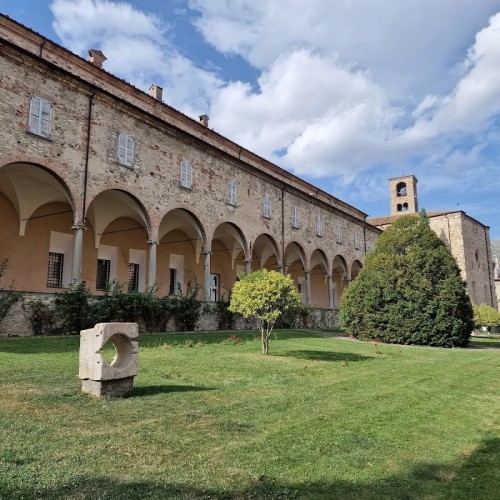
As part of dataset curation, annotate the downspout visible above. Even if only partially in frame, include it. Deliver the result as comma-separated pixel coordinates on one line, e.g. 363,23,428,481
83,93,95,222
281,187,285,274
484,228,494,307
39,40,46,58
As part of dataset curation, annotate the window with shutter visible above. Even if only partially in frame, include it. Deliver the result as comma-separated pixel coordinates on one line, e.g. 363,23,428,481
227,180,237,205
28,96,52,138
263,195,271,218
316,216,323,236
180,159,193,188
291,207,299,228
118,132,134,167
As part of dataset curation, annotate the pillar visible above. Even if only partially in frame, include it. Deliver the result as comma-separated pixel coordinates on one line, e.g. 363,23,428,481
244,258,252,274
326,275,334,309
71,223,85,283
203,250,212,301
147,240,158,290
305,270,311,307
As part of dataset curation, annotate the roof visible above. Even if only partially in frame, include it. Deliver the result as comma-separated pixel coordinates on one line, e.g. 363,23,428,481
368,210,490,229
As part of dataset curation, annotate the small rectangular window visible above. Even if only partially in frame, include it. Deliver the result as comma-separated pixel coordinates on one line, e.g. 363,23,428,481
316,216,323,237
169,268,178,295
291,207,299,229
128,263,140,292
209,274,219,302
227,180,237,206
263,194,271,218
118,132,135,167
96,259,111,291
180,159,193,189
336,226,343,244
47,252,64,288
354,231,361,250
28,96,52,138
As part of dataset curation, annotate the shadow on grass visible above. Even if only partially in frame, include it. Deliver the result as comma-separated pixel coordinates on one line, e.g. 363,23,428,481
280,349,373,363
0,336,80,354
469,339,500,349
130,384,215,397
2,437,497,499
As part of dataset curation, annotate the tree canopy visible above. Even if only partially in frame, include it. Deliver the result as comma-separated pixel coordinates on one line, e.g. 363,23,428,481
340,213,474,347
229,269,302,354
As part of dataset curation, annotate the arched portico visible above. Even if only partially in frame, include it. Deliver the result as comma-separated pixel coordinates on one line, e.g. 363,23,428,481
86,190,150,292
209,222,248,301
0,162,77,291
284,241,309,305
332,255,348,306
251,233,281,272
310,249,330,308
157,208,206,297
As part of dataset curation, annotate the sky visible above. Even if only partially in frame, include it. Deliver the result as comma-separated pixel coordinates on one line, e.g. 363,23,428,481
1,0,500,239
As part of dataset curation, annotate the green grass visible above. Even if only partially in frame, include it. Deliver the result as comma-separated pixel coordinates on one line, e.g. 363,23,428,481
0,330,498,499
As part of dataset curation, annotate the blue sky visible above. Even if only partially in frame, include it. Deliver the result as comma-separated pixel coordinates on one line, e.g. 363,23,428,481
2,0,500,239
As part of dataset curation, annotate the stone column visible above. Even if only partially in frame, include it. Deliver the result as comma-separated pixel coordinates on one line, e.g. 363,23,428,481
244,258,252,274
203,250,212,301
326,274,334,309
147,240,158,290
71,223,85,283
305,270,311,307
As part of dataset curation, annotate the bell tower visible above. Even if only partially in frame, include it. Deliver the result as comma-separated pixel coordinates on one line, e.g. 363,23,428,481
389,175,418,216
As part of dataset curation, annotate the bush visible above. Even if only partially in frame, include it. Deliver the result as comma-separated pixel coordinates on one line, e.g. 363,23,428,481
340,213,474,347
0,259,20,324
473,303,500,330
214,293,236,330
172,282,202,331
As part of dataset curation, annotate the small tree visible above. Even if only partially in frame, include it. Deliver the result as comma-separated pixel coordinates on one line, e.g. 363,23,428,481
340,213,474,347
229,269,302,354
473,303,500,331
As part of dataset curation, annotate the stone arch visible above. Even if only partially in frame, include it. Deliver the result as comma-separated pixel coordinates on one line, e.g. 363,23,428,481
86,190,151,292
252,233,281,271
0,161,76,235
332,254,348,306
210,222,249,300
310,249,330,308
284,241,308,303
0,162,77,291
351,260,363,280
157,208,208,296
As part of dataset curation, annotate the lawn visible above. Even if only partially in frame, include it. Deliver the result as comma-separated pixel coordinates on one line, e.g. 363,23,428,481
0,330,498,499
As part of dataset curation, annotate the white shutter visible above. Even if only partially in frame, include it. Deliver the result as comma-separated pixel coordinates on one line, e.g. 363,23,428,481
28,97,41,134
292,207,299,228
118,133,134,167
316,216,323,236
181,160,192,188
118,133,127,164
40,99,52,137
28,96,51,137
227,180,236,205
263,195,271,218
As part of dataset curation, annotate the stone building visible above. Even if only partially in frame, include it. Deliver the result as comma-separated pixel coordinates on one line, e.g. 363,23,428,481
369,175,497,308
490,240,500,310
0,15,380,335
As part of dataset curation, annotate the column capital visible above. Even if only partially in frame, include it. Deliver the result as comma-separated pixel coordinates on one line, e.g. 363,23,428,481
147,239,159,246
72,223,87,231
202,249,212,256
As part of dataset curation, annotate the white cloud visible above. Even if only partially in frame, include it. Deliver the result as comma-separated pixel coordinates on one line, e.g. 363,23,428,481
50,0,223,115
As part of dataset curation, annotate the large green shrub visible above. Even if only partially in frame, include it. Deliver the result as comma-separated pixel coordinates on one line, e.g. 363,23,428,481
340,213,474,347
473,303,500,330
171,282,202,331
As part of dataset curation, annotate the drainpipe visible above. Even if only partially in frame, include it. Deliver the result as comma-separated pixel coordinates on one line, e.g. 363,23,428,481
281,187,285,274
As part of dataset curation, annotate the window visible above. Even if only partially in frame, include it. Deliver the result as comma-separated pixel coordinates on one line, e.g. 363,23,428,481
169,268,178,295
291,207,299,228
336,226,343,244
354,231,361,250
209,274,219,301
227,180,237,205
117,132,135,167
396,182,407,197
316,216,323,236
28,96,52,138
180,159,193,189
96,259,111,291
47,252,64,288
263,194,271,218
128,263,140,292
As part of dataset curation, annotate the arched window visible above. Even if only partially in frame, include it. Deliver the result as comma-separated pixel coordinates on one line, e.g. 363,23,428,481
402,203,408,211
397,203,402,212
396,182,407,197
